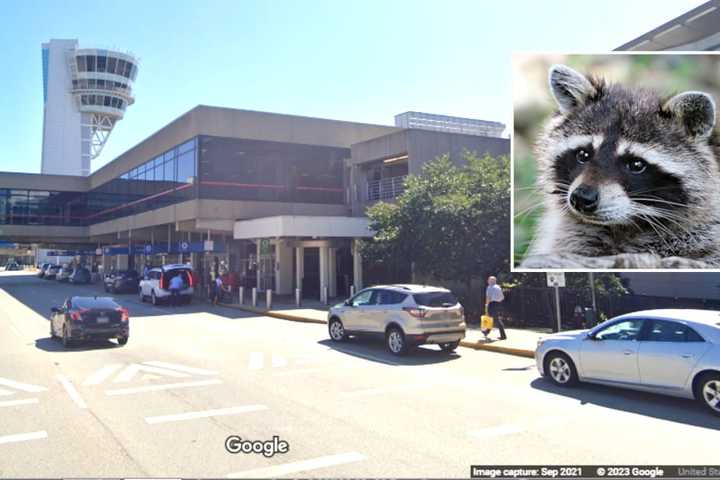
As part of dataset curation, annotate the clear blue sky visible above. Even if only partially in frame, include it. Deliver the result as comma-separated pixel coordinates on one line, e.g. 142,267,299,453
0,0,707,173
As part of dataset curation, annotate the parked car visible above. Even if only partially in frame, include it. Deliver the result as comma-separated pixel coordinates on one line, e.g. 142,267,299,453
44,264,61,280
4,262,22,271
56,266,74,282
50,296,129,347
104,269,140,293
327,284,466,355
69,267,92,284
37,263,51,277
535,309,720,416
139,264,195,305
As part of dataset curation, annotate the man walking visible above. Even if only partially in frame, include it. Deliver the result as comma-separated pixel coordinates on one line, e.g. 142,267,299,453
485,276,507,340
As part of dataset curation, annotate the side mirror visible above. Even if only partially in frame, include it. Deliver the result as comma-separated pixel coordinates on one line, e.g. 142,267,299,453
344,299,352,306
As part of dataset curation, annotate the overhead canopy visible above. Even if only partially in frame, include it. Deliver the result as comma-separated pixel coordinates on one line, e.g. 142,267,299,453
233,215,373,240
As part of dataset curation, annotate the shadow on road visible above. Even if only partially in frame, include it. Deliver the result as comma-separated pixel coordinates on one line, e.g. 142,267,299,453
530,377,720,430
35,336,121,352
319,338,461,366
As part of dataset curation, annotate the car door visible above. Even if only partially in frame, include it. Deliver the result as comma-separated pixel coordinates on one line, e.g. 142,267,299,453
342,289,375,332
579,318,644,384
358,289,392,334
638,319,711,390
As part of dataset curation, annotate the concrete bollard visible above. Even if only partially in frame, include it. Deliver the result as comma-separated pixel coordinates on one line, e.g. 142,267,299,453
322,286,329,305
252,287,257,307
238,286,244,305
295,288,302,307
350,285,355,297
266,289,273,310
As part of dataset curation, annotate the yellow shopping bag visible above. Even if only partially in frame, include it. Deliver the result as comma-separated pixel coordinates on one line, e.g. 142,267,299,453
481,312,494,331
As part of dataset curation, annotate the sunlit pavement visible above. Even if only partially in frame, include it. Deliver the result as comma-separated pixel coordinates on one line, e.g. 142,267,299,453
0,271,717,478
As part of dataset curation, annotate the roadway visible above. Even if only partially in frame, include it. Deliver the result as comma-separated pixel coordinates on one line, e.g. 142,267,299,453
0,271,717,477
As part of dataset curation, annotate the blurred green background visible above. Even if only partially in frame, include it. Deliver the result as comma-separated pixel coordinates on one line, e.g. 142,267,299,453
513,54,720,266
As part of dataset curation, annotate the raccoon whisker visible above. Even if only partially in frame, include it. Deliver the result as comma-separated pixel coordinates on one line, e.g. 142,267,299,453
514,202,544,219
629,186,688,196
635,213,674,252
629,197,688,208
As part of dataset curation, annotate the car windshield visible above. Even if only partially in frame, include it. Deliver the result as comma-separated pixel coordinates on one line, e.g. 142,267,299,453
73,297,120,310
413,291,458,307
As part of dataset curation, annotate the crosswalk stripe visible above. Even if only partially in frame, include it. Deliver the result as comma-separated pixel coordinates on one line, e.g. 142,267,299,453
0,377,47,393
145,405,268,424
82,364,123,386
142,361,218,376
226,452,366,478
0,431,47,445
0,398,39,408
248,352,264,370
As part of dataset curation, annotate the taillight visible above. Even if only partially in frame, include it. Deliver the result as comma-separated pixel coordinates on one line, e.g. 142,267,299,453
71,308,89,322
187,271,194,287
117,308,129,322
403,307,427,318
160,273,165,289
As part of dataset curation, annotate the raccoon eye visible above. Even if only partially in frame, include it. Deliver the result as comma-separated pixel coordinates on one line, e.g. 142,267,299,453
625,158,647,174
575,148,591,164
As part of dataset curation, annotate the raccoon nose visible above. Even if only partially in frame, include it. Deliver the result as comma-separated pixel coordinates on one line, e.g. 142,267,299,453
570,184,599,213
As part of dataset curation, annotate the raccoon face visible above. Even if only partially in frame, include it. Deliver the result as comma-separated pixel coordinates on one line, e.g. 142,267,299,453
540,64,717,227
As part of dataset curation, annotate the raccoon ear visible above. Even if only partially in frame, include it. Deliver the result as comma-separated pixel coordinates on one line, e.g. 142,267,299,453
548,64,597,114
663,91,716,138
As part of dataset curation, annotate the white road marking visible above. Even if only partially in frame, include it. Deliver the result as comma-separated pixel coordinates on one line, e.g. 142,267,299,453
271,354,287,368
57,375,87,409
469,424,525,439
0,388,14,396
340,383,432,398
106,378,222,396
113,364,192,383
145,405,268,424
82,363,123,386
142,361,218,376
226,452,367,478
0,398,39,408
0,377,47,393
0,430,48,445
248,352,264,370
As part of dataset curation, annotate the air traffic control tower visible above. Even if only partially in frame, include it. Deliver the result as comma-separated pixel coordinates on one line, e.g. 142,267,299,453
41,39,139,176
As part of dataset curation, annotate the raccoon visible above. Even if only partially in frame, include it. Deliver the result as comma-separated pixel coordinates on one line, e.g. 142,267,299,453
521,64,720,269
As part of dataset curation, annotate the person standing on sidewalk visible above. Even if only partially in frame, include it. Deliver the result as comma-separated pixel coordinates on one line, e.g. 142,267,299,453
485,276,507,340
213,274,224,305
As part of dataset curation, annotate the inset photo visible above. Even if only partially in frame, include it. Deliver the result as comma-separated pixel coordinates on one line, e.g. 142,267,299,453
513,52,720,270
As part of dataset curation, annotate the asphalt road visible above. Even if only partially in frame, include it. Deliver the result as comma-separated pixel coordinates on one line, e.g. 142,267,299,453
0,270,718,478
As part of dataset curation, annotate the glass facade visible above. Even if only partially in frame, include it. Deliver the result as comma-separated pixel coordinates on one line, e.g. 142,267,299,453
0,134,348,228
198,136,347,204
75,52,138,81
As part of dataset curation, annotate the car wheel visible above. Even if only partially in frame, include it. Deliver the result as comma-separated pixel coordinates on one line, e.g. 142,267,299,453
117,335,129,346
328,317,347,342
151,290,158,306
49,321,57,339
386,326,407,356
439,341,460,352
697,372,720,416
62,324,72,348
544,352,578,387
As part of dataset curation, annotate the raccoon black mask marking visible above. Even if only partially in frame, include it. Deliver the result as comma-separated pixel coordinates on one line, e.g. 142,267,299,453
521,64,720,269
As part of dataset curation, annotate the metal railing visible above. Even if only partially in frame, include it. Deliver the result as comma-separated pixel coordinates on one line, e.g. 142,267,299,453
367,175,407,201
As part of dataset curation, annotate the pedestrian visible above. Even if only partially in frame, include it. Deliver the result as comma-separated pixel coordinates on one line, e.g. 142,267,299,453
169,273,184,307
213,274,223,305
484,276,507,340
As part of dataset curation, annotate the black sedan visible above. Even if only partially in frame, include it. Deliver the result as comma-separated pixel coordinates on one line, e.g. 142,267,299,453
104,270,139,293
50,296,129,347
4,262,22,271
69,267,92,284
44,264,61,279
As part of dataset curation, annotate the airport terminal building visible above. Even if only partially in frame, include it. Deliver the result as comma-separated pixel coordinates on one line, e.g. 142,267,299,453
1,106,508,300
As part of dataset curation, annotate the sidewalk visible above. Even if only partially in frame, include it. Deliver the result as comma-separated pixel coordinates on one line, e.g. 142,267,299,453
220,299,544,358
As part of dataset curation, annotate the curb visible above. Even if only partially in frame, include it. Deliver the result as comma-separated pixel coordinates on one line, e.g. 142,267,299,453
219,302,536,358
219,303,327,325
459,340,535,358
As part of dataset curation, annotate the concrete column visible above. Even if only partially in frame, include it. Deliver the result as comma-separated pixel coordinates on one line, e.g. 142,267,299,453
353,239,363,290
328,247,337,298
295,246,304,293
117,254,129,270
275,240,293,295
319,245,329,302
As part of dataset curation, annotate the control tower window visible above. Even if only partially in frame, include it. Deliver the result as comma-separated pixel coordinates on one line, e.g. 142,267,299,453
107,56,117,74
96,56,107,73
86,55,96,72
116,59,126,77
76,55,86,72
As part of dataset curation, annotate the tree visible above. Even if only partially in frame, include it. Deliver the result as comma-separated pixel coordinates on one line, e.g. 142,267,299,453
360,151,510,316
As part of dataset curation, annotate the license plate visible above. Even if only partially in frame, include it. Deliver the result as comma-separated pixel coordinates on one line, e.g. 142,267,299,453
97,316,109,324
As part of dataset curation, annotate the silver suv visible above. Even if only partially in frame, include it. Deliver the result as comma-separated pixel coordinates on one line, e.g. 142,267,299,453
327,284,466,355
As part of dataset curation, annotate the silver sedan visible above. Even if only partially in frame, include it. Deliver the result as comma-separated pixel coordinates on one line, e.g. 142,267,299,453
535,309,720,416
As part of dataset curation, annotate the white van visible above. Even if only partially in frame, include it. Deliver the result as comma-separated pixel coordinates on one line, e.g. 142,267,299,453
139,264,195,305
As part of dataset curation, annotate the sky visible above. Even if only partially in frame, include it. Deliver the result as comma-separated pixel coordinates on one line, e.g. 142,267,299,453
0,0,708,174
